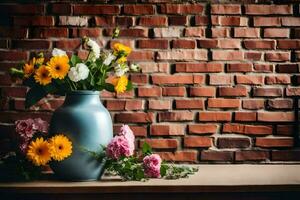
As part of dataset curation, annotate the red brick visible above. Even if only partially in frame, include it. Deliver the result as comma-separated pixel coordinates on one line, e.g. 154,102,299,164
160,4,204,14
95,16,115,27
218,86,247,97
195,16,209,25
172,39,196,49
33,28,68,38
227,63,252,72
128,51,154,61
124,5,154,15
115,112,154,123
150,124,184,136
138,87,161,97
201,151,233,161
0,27,28,38
153,27,180,38
272,150,300,161
282,17,300,26
162,87,185,96
152,75,204,85
234,28,260,38
208,98,240,109
265,75,290,85
0,50,28,61
106,100,143,111
189,87,216,97
51,3,72,14
14,16,54,26
184,137,212,148
114,125,147,137
211,27,230,38
217,138,250,149
210,75,232,85
197,39,218,48
242,99,265,110
254,64,274,73
253,17,281,27
264,28,289,38
138,39,168,49
267,99,293,110
236,151,269,161
0,4,45,14
212,50,243,61
130,74,147,85
244,40,275,50
253,88,282,97
138,16,167,27
245,5,292,15
116,16,134,27
211,4,241,14
234,112,257,122
213,16,248,26
258,112,294,122
175,99,204,109
244,52,262,61
73,5,120,15
188,124,217,135
236,75,263,85
74,28,102,37
169,16,188,26
184,27,204,37
140,139,178,149
1,87,27,98
148,100,171,110
105,28,148,38
276,64,298,73
286,88,300,96
159,151,198,162
157,50,207,61
278,40,300,49
256,138,294,148
158,111,194,122
276,125,293,136
218,39,241,49
199,112,231,122
176,63,223,73
11,40,50,49
55,39,81,50
59,16,88,26
223,124,272,135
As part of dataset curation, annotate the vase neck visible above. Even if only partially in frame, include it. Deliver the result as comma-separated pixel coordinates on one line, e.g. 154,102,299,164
63,91,101,106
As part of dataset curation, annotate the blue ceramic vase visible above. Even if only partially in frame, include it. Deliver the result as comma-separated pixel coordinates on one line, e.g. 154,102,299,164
49,91,113,181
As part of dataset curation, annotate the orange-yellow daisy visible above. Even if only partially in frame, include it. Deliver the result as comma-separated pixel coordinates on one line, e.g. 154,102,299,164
49,134,72,161
112,75,128,94
27,137,51,166
46,56,70,79
113,43,132,56
34,65,52,85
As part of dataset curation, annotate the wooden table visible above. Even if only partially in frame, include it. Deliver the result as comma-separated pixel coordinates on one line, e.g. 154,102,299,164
1,165,300,200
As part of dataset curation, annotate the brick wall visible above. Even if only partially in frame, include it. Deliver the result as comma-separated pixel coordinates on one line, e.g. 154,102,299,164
1,0,300,163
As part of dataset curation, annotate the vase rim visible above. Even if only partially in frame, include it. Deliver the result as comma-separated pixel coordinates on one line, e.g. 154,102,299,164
67,90,100,95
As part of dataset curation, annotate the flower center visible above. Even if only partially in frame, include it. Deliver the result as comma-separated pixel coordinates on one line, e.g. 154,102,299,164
42,73,48,78
37,148,43,155
55,65,61,71
58,145,63,150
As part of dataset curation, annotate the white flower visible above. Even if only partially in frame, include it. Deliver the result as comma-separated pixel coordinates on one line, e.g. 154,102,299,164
114,63,129,77
103,53,116,66
130,63,139,72
87,38,100,61
52,48,67,57
68,63,90,82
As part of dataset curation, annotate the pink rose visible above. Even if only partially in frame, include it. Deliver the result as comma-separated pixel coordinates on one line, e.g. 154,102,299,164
143,154,162,178
19,137,30,155
106,135,133,160
15,119,36,138
119,125,135,154
33,118,48,134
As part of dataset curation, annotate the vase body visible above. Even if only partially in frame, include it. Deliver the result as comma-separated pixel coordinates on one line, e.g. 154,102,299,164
49,91,113,181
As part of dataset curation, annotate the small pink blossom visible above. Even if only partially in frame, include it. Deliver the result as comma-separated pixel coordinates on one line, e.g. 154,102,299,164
19,138,30,155
106,135,133,160
143,154,162,178
119,125,135,154
15,119,36,138
33,118,48,133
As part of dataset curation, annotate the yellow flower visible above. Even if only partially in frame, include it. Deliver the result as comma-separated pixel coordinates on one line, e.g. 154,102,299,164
49,134,72,161
113,43,132,56
23,63,34,78
27,137,51,166
32,57,44,66
112,75,128,94
46,55,70,79
117,56,127,64
34,65,52,85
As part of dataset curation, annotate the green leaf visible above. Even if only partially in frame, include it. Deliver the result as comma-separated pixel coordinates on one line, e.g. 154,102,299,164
70,55,82,67
25,85,47,108
160,164,168,177
142,142,152,156
126,80,133,91
104,83,115,92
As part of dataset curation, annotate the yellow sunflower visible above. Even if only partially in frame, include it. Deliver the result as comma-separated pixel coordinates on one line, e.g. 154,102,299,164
27,137,51,166
117,56,127,64
34,65,52,85
113,43,132,56
112,75,128,94
46,56,70,79
49,134,72,161
23,63,34,78
32,57,44,66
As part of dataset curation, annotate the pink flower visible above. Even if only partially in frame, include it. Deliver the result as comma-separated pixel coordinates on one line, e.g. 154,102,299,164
33,118,48,133
19,137,30,155
106,135,133,160
119,125,135,154
143,154,162,178
15,119,36,138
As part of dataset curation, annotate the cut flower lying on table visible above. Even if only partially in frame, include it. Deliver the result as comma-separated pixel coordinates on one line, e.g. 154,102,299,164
10,37,139,108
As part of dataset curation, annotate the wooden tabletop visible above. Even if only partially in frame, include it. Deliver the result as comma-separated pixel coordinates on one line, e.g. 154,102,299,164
1,164,300,193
